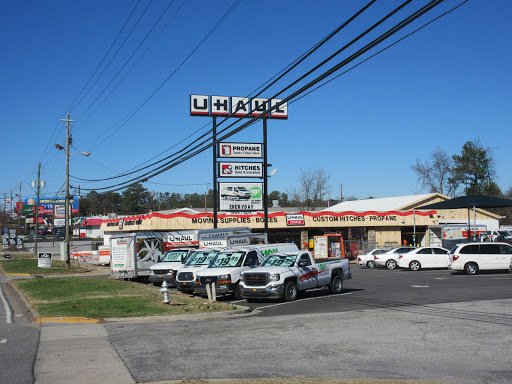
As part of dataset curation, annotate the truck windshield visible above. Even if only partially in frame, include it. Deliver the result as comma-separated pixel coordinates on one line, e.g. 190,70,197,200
261,254,296,267
210,252,245,268
185,251,219,266
161,250,189,262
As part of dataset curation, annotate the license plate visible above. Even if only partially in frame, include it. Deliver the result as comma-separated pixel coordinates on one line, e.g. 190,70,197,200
253,289,257,291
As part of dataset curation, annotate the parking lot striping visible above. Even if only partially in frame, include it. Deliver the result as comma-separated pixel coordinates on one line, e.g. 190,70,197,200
1,339,6,344
256,292,353,310
0,284,12,324
410,285,430,288
434,278,449,280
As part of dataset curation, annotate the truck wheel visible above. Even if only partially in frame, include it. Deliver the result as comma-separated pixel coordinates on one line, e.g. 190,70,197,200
283,281,298,302
233,282,242,300
330,275,343,294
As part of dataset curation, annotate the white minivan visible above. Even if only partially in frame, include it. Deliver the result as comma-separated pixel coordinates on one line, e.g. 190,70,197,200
449,242,512,275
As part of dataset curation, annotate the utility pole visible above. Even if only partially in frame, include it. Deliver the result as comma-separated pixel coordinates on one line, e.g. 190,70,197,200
60,113,75,268
34,163,41,256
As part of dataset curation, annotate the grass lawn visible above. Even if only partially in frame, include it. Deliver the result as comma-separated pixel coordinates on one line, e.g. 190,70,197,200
13,277,235,319
0,257,87,275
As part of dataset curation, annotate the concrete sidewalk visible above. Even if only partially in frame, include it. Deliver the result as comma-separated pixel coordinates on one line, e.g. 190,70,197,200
35,323,135,384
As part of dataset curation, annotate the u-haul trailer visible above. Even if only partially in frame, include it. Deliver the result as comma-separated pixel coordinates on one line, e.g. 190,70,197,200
110,232,165,280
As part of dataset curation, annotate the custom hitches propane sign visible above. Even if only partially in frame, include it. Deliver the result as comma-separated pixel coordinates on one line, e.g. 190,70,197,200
218,142,262,158
219,162,263,178
190,95,288,119
219,183,263,211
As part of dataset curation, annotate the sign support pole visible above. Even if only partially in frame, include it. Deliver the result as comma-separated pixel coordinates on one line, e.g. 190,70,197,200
213,117,218,228
263,118,268,235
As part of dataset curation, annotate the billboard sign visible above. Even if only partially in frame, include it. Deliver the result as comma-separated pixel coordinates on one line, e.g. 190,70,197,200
24,197,79,214
219,182,263,211
218,162,263,178
218,142,262,158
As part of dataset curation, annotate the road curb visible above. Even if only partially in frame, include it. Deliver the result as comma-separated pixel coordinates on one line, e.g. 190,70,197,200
7,279,40,321
104,305,259,323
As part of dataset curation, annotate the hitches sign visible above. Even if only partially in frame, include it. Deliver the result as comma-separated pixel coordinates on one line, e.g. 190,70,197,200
219,182,263,211
219,142,262,158
190,95,287,119
219,162,263,178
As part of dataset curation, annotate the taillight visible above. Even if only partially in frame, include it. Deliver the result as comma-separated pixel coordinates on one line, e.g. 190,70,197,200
453,255,459,261
374,256,379,260
399,255,403,259
358,257,361,261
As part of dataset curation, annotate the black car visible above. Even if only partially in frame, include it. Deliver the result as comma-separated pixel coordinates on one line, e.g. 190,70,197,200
56,231,65,238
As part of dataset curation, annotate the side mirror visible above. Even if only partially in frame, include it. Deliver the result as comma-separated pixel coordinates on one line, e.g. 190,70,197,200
298,260,308,268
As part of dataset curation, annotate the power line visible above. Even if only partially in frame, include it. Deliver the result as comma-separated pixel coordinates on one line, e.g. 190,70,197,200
71,0,154,116
75,0,179,121
86,0,241,152
76,0,188,132
78,0,451,192
72,0,374,183
65,0,143,114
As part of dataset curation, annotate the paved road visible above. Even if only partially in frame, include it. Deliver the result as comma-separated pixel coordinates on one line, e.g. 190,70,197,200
0,275,39,384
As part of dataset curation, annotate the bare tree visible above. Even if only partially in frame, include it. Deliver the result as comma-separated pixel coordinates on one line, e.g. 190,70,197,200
288,168,331,210
411,148,453,195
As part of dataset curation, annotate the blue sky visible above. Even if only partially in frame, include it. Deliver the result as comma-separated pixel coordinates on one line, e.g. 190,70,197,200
1,0,511,205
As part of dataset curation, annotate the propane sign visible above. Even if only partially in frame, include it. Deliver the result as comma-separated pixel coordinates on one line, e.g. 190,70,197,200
218,162,263,178
218,142,262,158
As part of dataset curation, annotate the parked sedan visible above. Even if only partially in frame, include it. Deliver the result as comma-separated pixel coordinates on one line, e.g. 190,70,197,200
358,248,387,268
374,246,416,269
398,246,450,271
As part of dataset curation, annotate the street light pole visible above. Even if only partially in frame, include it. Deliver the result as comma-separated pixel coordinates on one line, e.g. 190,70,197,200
60,113,75,268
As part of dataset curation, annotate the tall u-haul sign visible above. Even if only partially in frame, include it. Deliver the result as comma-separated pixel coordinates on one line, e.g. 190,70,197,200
190,95,288,119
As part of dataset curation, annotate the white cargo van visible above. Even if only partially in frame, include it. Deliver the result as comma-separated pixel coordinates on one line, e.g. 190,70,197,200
195,243,299,299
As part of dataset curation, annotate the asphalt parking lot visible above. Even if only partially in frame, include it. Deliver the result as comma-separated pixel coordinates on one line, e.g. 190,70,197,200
226,265,512,318
106,266,512,383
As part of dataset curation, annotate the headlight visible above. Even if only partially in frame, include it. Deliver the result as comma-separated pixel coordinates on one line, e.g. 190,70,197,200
269,273,280,281
150,270,155,275
218,274,231,284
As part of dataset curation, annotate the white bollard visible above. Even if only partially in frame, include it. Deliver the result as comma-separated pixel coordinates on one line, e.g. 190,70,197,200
211,282,216,303
206,283,212,303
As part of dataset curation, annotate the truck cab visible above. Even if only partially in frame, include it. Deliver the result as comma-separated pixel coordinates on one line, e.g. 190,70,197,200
148,248,195,286
175,248,226,293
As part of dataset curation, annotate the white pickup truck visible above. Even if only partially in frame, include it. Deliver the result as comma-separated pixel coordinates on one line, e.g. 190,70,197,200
194,243,298,299
239,251,351,302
